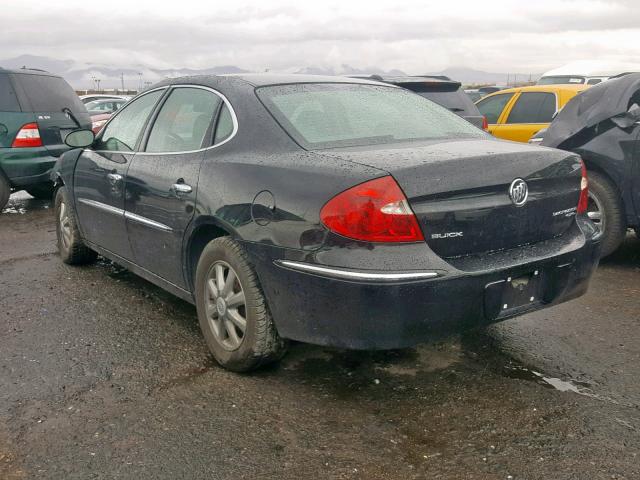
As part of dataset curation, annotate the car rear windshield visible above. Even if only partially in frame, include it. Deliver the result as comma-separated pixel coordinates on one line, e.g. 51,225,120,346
0,73,21,112
257,83,484,149
13,73,86,113
415,90,480,116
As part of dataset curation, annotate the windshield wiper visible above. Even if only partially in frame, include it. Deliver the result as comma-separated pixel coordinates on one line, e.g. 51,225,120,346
62,108,81,128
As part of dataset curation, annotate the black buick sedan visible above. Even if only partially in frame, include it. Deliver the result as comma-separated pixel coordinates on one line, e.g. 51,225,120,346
52,74,601,371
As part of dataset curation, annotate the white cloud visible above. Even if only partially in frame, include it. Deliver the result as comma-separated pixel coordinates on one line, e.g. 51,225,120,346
1,0,639,73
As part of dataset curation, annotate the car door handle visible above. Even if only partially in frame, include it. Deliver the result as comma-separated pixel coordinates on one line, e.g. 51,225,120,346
171,183,192,194
107,172,123,182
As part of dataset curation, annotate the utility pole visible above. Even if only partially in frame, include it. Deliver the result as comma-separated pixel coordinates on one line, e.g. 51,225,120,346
120,73,125,93
96,78,101,92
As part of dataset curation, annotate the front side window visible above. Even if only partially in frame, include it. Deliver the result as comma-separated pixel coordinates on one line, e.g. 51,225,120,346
506,92,556,124
94,90,164,152
145,87,221,153
257,83,484,149
476,93,514,124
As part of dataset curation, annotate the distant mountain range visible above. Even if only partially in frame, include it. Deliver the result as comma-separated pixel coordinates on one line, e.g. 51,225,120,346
0,54,539,90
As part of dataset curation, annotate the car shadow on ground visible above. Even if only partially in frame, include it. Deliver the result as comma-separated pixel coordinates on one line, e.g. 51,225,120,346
600,231,640,268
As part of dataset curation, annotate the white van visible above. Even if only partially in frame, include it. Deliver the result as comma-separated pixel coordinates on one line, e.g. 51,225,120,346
538,60,638,86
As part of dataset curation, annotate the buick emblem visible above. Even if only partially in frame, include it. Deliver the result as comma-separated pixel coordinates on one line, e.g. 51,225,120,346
509,178,528,206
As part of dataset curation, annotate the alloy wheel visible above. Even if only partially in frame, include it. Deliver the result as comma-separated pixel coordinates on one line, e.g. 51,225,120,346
59,201,72,249
205,261,247,351
587,191,606,233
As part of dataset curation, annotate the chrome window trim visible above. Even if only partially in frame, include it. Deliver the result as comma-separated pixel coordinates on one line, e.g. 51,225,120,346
92,85,238,156
136,84,239,156
77,198,124,216
91,86,170,154
77,198,173,232
124,211,173,232
276,260,440,281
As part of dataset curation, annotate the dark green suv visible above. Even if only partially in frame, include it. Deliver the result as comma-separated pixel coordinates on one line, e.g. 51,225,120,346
0,68,90,210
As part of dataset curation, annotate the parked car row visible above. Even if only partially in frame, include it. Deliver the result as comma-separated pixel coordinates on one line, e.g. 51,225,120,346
2,65,634,372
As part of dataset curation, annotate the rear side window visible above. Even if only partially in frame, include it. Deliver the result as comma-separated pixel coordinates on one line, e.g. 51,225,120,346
146,87,221,153
95,90,164,152
506,92,556,124
0,74,21,111
214,104,234,144
14,74,85,113
587,78,602,85
476,93,514,124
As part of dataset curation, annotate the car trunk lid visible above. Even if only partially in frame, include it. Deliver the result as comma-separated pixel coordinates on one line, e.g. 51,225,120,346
321,139,583,258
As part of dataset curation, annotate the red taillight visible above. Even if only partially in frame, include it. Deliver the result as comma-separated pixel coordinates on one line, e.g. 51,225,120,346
11,123,43,148
320,176,424,243
577,160,589,214
482,115,489,131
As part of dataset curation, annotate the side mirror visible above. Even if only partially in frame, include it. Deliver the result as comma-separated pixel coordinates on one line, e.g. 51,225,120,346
64,129,95,148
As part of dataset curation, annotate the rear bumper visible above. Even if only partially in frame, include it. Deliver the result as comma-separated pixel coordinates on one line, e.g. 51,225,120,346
0,148,57,186
245,219,601,349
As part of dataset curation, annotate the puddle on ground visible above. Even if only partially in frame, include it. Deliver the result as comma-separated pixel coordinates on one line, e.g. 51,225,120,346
504,363,596,396
1,206,27,215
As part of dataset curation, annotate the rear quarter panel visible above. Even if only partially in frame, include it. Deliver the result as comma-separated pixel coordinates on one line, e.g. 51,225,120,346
190,79,387,252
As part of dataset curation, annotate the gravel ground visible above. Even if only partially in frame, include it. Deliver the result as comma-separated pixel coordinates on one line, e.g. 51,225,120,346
1,192,639,480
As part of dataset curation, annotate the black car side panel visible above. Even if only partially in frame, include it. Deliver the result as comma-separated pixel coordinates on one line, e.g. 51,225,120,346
567,123,640,226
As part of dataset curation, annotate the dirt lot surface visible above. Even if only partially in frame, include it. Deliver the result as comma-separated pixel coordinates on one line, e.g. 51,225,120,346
1,192,639,479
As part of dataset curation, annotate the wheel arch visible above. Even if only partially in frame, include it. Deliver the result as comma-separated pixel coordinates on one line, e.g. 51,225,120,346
581,157,626,214
184,216,237,293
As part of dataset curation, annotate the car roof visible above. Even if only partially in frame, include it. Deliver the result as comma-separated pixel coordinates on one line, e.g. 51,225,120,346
0,67,59,77
87,98,124,103
80,94,129,98
483,84,589,97
542,60,640,78
162,73,393,88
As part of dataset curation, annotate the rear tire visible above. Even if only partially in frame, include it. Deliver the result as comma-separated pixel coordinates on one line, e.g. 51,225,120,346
0,172,9,211
54,186,97,265
195,237,287,372
587,171,626,258
26,182,55,200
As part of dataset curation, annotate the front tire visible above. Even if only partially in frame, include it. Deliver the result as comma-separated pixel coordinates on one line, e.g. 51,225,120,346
587,171,626,258
54,186,97,265
195,237,287,372
0,172,10,211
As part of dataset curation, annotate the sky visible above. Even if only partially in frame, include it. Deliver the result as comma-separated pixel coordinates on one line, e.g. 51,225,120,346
1,0,640,74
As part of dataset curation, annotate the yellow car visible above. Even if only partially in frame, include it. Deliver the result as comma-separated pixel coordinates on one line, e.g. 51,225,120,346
476,84,588,143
